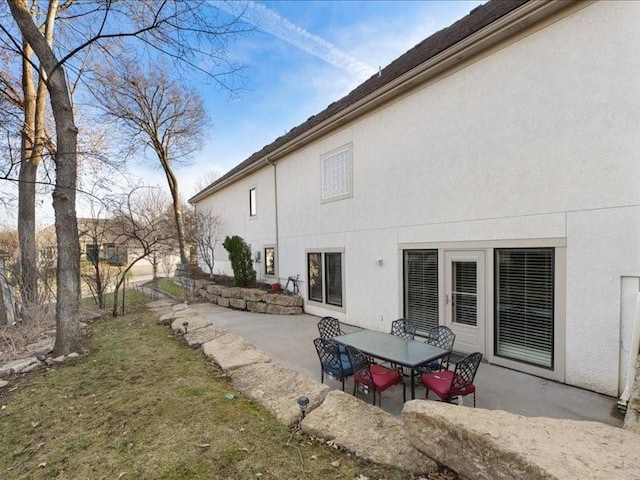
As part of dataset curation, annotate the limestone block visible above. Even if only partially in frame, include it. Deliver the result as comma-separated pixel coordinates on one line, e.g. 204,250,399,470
158,311,175,325
266,304,303,315
247,301,268,313
220,287,243,299
230,362,329,427
198,288,207,298
301,390,436,474
229,298,247,310
184,325,220,349
241,288,266,302
206,285,223,296
202,332,271,371
264,294,303,307
0,357,40,377
403,400,640,480
204,293,218,303
194,279,210,289
217,297,230,308
171,314,210,334
173,303,190,312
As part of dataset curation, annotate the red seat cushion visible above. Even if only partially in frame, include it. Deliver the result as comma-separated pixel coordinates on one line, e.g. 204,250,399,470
421,370,475,400
370,364,401,391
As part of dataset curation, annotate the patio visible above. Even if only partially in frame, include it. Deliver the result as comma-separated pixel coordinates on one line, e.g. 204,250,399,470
190,302,624,427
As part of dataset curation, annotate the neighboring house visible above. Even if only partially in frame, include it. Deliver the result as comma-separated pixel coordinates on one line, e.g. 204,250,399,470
190,1,640,396
38,219,131,266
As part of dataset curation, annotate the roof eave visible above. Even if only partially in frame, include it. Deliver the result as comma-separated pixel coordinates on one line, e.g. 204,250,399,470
190,0,570,204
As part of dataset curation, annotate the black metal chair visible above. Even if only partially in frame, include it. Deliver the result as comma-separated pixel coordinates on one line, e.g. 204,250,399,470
346,345,405,406
423,325,456,371
421,352,483,407
390,318,417,340
317,316,343,339
313,337,353,391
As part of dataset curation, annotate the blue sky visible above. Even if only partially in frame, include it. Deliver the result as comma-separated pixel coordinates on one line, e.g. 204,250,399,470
150,0,485,199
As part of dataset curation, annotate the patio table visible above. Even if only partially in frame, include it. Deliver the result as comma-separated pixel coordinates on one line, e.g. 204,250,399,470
334,329,450,400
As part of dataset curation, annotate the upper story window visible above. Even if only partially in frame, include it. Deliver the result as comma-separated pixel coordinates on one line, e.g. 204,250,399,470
249,187,257,217
321,145,352,203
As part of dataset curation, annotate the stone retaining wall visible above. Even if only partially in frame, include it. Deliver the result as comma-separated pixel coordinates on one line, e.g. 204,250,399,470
149,300,640,479
177,277,303,314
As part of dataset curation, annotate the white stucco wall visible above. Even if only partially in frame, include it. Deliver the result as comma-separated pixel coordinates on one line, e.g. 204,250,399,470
196,2,640,395
195,166,277,279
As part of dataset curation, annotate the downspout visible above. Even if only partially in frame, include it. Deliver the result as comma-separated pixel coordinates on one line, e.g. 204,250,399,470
266,158,280,283
618,292,640,412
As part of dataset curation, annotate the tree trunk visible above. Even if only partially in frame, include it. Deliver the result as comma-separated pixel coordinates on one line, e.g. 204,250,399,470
18,160,38,307
160,152,189,266
18,42,38,309
8,0,81,355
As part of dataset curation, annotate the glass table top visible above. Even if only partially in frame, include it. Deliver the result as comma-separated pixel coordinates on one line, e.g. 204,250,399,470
333,330,449,368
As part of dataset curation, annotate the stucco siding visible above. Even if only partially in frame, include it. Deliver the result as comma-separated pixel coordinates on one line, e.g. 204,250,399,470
194,1,640,394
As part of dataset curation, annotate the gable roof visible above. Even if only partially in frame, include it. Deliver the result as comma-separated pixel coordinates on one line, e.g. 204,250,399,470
190,0,561,203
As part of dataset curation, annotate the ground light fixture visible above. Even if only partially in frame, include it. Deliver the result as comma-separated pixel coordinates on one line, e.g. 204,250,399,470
297,395,309,419
182,321,189,334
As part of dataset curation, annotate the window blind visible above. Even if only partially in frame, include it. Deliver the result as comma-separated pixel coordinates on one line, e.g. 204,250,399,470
325,252,343,307
495,248,554,368
404,250,438,334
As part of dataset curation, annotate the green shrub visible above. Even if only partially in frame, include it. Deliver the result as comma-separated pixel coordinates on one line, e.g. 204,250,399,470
222,235,256,287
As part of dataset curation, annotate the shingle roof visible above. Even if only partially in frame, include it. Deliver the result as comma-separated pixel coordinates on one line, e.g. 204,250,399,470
191,0,529,202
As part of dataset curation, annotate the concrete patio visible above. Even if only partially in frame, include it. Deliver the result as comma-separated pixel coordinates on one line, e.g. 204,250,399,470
189,302,624,427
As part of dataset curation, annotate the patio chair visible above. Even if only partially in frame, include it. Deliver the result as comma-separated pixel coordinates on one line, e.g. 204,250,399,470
390,318,417,340
420,351,483,407
346,345,405,406
313,337,353,391
421,325,456,372
317,316,343,339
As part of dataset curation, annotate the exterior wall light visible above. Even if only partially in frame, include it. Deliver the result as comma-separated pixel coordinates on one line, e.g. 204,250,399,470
374,257,383,266
297,395,310,419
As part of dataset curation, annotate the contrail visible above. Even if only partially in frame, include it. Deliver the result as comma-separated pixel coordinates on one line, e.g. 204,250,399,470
213,1,376,81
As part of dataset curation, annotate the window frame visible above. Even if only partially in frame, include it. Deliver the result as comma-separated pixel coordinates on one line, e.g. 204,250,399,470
494,247,555,370
306,249,345,310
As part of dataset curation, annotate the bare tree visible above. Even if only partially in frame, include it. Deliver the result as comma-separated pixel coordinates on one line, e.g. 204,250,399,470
108,187,176,317
195,210,223,278
93,62,207,268
2,0,248,354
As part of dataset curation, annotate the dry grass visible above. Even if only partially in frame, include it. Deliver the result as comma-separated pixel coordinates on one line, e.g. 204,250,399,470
0,301,415,480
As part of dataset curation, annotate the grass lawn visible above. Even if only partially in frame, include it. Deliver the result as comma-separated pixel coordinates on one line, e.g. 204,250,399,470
150,278,186,300
0,299,411,479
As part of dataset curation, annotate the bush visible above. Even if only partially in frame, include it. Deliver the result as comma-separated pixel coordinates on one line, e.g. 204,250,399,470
222,235,256,287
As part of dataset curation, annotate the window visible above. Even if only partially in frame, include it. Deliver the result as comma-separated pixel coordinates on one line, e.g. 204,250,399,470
86,243,99,263
403,250,439,334
321,145,352,202
249,187,257,217
495,248,554,369
307,251,343,307
264,247,275,276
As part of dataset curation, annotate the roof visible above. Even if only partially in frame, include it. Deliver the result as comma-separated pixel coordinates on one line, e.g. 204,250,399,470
190,0,533,203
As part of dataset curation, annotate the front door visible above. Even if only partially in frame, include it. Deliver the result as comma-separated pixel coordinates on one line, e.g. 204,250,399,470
444,251,485,354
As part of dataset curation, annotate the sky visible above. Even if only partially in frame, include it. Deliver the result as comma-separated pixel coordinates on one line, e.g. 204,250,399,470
134,0,485,201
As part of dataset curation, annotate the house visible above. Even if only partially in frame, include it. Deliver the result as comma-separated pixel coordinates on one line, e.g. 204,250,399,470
189,0,640,397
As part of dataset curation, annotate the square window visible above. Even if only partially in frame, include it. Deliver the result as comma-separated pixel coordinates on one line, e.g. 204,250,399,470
321,146,352,202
